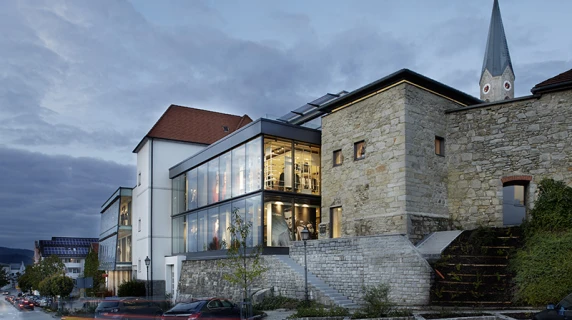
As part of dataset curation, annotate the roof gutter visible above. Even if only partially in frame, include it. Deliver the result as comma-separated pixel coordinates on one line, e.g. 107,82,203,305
531,80,572,95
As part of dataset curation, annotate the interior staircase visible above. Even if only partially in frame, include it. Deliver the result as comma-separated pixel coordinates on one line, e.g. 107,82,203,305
274,255,359,309
430,227,523,306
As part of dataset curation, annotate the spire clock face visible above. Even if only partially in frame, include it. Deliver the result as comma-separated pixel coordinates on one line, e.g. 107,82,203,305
504,80,511,91
483,84,491,94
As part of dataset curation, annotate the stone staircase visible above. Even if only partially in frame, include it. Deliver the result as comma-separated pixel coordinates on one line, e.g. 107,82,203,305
430,227,523,306
274,255,359,309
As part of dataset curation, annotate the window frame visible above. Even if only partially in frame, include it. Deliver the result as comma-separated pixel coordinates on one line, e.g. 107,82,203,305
354,141,366,160
333,149,343,167
330,206,342,239
435,136,445,156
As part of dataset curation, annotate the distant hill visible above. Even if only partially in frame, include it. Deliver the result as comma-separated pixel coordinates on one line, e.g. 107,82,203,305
0,247,34,266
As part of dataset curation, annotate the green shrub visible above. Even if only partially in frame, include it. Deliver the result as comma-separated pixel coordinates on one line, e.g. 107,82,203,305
523,178,572,236
353,283,394,318
117,280,146,297
253,295,301,310
288,304,350,318
511,230,572,305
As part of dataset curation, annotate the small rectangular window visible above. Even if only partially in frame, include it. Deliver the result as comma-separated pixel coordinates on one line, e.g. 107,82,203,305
138,172,142,186
138,259,141,273
138,218,141,232
435,136,445,156
333,150,343,167
354,141,366,160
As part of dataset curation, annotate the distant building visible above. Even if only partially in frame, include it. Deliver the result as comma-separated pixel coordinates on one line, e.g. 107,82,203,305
35,237,98,279
98,187,133,295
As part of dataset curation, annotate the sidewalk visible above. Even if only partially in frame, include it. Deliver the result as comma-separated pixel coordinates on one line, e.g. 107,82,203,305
264,309,296,320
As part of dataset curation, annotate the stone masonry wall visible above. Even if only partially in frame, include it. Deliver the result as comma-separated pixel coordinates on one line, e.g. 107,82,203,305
320,84,408,237
290,235,433,306
177,235,434,307
403,85,464,242
447,89,572,229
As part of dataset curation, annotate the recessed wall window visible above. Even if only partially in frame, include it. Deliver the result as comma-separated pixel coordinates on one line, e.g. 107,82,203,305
330,207,342,238
138,218,141,232
354,141,366,160
333,150,343,167
138,259,141,273
138,172,141,186
503,183,527,226
435,136,445,156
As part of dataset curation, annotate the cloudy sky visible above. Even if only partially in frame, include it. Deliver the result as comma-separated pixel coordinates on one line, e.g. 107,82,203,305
1,0,571,250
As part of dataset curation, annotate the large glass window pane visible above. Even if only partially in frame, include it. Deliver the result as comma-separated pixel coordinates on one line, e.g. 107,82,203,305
246,138,262,193
232,145,246,197
197,164,208,208
172,175,186,215
207,207,220,250
208,158,220,205
294,202,320,240
172,215,187,254
219,203,231,249
219,152,232,202
188,213,198,253
187,169,198,210
246,195,262,246
264,138,293,192
331,207,342,238
294,143,321,195
120,196,132,226
197,210,208,252
264,196,293,247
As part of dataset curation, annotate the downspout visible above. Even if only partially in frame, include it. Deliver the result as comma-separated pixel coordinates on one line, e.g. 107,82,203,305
150,139,154,298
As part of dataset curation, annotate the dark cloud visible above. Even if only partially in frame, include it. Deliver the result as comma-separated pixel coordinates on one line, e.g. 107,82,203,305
0,147,134,250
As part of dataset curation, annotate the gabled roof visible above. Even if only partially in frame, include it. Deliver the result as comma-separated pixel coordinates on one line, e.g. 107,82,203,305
481,0,513,79
316,68,482,114
133,105,253,153
531,69,572,94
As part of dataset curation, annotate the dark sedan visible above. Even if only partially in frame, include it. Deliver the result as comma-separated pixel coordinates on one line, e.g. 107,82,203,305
162,298,241,320
534,293,572,320
17,299,35,310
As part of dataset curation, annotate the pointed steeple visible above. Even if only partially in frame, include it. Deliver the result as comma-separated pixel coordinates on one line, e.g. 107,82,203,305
480,0,515,101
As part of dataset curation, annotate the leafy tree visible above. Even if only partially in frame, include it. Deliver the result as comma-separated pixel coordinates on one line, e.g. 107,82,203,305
51,275,74,298
117,280,146,297
219,208,268,302
38,276,56,297
83,248,105,296
0,268,9,288
40,255,66,279
18,265,39,293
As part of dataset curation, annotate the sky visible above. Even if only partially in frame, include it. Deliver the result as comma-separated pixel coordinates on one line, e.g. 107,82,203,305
0,0,571,250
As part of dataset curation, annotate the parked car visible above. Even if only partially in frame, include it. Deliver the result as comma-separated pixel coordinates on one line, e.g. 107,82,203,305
37,298,50,307
17,298,35,310
533,292,572,320
161,298,241,320
2,291,9,295
94,297,163,320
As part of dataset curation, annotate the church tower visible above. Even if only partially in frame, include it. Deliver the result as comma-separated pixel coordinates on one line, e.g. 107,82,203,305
480,0,514,102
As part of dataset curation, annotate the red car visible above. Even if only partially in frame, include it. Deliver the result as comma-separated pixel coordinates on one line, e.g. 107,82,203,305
18,299,35,310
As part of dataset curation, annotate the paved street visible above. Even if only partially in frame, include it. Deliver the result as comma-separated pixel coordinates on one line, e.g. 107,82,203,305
0,299,55,320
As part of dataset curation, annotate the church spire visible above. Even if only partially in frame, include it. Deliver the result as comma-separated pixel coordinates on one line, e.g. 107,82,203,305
480,0,515,102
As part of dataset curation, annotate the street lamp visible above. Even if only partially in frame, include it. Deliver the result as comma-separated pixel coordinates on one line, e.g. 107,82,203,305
300,226,310,303
145,256,151,299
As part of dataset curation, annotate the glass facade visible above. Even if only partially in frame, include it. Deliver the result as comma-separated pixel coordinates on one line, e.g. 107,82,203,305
99,188,132,271
264,138,320,195
171,135,320,254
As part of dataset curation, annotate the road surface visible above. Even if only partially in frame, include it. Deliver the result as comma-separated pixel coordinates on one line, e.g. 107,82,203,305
0,298,55,320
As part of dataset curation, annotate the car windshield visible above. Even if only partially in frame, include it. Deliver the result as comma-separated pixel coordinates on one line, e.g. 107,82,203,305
559,293,572,309
98,302,119,308
168,301,203,313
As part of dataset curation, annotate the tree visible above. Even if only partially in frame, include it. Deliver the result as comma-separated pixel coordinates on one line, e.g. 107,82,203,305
40,255,66,279
18,265,40,293
51,275,74,298
219,208,268,302
83,248,105,296
38,276,56,297
0,268,9,288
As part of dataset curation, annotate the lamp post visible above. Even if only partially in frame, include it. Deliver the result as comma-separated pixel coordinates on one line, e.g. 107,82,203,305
300,226,310,303
144,256,151,299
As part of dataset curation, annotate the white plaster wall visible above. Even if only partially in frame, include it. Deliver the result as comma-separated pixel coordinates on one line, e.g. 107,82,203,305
164,255,186,302
132,138,204,286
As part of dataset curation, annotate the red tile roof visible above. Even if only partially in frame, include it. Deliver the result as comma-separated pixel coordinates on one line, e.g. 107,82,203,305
531,68,572,94
134,105,252,152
